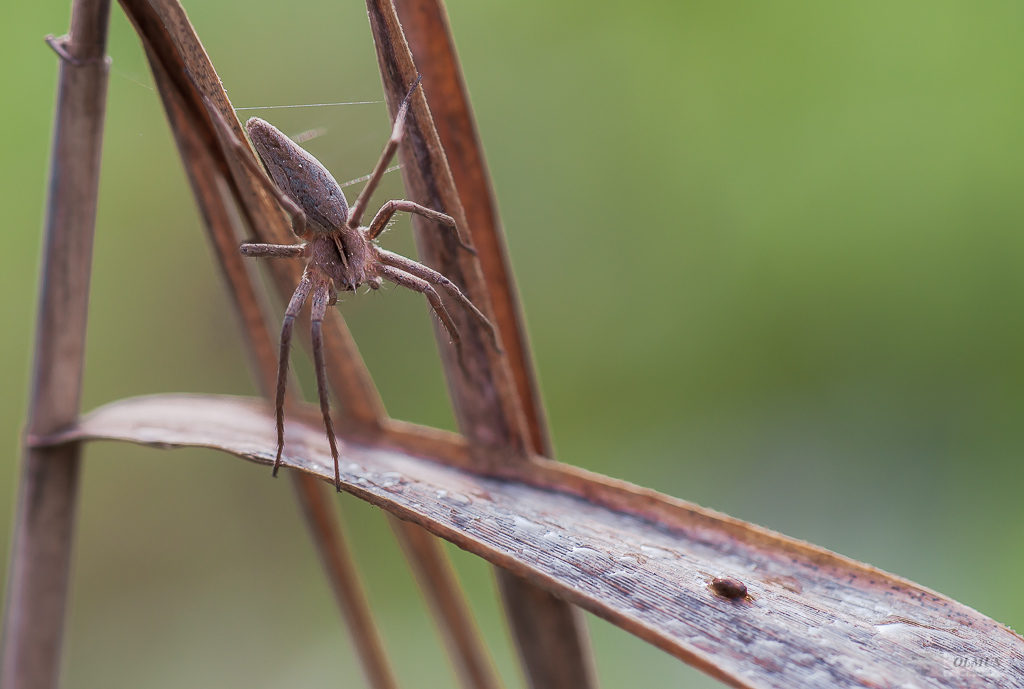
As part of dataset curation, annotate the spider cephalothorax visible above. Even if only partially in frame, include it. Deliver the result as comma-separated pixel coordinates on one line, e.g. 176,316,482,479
228,76,499,490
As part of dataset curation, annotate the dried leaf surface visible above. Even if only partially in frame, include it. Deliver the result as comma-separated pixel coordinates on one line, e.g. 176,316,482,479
43,394,1024,689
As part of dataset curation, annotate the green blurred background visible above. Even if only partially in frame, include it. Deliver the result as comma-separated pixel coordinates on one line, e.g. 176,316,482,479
3,1,1024,686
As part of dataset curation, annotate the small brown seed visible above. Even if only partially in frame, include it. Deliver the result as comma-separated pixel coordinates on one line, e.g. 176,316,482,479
711,577,747,600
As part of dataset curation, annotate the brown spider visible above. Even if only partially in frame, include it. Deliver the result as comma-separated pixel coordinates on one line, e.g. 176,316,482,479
217,77,499,490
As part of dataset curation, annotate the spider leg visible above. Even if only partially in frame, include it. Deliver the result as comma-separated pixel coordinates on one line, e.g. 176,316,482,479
377,249,501,352
347,75,423,229
240,242,308,258
366,200,476,254
274,272,313,476
379,265,463,359
309,279,342,491
199,94,309,238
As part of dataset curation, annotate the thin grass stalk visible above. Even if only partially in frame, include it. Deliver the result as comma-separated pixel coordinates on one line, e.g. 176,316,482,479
368,1,597,685
394,2,598,684
117,3,501,686
152,99,401,686
152,4,507,683
387,516,503,689
119,0,387,433
148,62,401,689
118,4,399,685
393,0,552,456
291,479,399,689
0,2,112,688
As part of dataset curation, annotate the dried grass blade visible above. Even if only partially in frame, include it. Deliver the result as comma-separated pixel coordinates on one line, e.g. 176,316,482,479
119,2,509,685
366,0,529,450
292,478,399,689
368,0,596,684
115,2,397,686
118,0,386,429
0,2,112,688
394,0,551,457
41,393,1024,689
388,517,504,689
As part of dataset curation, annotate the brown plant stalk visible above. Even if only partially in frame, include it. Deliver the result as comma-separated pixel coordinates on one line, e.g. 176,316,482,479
113,0,501,687
393,0,604,683
0,2,112,688
365,1,598,685
112,1,399,685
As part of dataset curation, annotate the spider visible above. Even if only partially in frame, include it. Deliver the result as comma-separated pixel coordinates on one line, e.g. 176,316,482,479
215,76,499,490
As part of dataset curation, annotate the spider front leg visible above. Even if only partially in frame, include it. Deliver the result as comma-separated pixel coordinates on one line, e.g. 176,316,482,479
346,75,421,229
273,272,313,476
309,279,342,491
240,242,308,258
366,200,476,254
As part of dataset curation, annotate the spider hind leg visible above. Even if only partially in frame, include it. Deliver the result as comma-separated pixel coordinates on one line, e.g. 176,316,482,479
273,273,313,476
309,279,342,491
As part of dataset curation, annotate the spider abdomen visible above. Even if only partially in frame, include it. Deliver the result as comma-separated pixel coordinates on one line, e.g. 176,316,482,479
246,117,349,234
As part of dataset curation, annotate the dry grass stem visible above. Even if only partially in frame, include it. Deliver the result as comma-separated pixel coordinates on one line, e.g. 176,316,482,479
116,0,398,683
0,2,112,688
388,517,504,689
369,0,597,683
113,0,498,684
